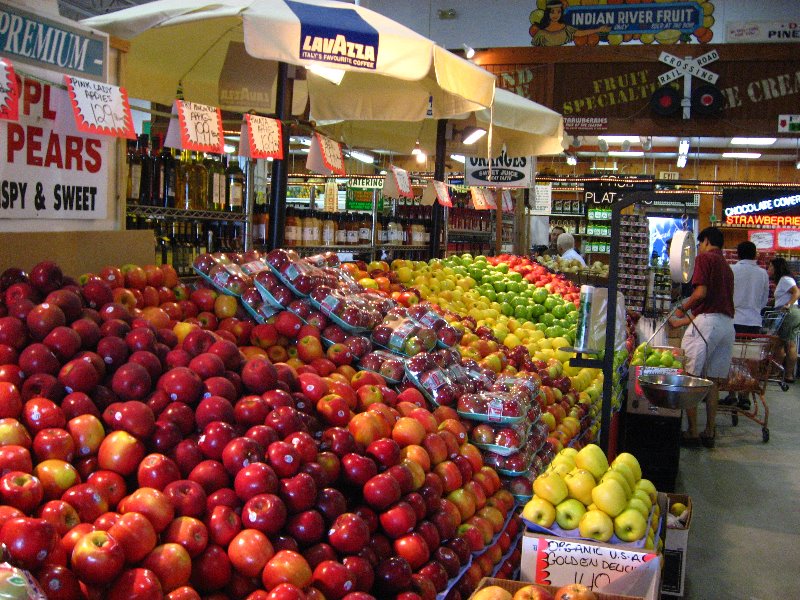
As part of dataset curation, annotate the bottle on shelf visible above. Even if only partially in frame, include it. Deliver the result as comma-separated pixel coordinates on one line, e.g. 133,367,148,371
359,213,372,246
207,153,226,211
189,152,209,210
346,213,359,246
125,139,137,205
175,150,190,210
134,134,152,206
155,140,176,208
253,193,268,246
322,211,336,247
225,155,245,213
148,136,163,207
285,207,301,247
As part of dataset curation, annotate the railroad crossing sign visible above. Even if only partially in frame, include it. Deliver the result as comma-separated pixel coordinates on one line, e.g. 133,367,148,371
658,50,719,119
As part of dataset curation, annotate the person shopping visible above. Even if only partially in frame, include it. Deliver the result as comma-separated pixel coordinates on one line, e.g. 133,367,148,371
769,257,800,383
668,227,735,449
556,232,586,266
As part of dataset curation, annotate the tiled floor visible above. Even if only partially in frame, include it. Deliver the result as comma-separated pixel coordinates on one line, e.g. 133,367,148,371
674,383,800,599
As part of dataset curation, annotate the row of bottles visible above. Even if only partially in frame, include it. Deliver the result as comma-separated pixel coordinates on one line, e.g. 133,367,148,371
446,191,495,232
127,213,243,277
126,134,245,212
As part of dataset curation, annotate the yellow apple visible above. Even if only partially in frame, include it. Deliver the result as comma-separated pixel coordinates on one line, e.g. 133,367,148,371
635,478,658,504
532,470,568,505
578,509,614,542
632,489,653,509
564,468,595,506
555,498,586,530
612,452,642,482
610,462,636,492
574,444,609,480
627,497,651,519
591,479,628,517
472,586,512,600
614,508,648,542
600,470,632,498
670,502,688,517
522,496,556,528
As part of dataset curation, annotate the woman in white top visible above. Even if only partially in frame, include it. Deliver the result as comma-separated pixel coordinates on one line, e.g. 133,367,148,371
769,257,800,382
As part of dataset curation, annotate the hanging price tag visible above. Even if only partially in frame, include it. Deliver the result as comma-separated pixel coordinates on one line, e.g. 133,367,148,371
501,189,514,212
776,229,800,250
240,114,283,159
324,180,339,212
470,187,496,210
64,75,135,139
0,57,19,122
165,100,225,153
383,165,414,199
307,132,345,176
748,230,775,251
422,180,452,207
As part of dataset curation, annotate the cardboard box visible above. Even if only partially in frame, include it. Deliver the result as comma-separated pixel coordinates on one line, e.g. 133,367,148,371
520,494,667,600
470,569,660,600
661,493,692,596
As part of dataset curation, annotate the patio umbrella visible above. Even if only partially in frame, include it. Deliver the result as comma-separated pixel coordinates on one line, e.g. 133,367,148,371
83,0,496,248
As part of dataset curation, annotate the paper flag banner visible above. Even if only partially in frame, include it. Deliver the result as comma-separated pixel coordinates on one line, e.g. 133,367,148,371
168,100,225,153
383,165,414,199
64,75,135,139
240,114,283,159
470,187,496,210
0,57,19,122
307,132,345,176
501,189,513,212
421,180,452,207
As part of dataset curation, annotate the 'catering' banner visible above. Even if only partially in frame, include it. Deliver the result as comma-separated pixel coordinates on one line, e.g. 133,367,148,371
0,68,110,220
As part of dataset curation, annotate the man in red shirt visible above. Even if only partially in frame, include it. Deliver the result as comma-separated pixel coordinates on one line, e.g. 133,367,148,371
668,227,735,448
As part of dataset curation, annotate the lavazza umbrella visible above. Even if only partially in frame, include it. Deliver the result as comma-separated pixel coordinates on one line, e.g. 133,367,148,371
83,0,496,245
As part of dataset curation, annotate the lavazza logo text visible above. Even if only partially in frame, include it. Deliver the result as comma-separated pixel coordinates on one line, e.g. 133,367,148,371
301,34,376,69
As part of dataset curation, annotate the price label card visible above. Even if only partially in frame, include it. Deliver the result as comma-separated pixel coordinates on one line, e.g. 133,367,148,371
324,180,339,212
0,57,19,122
383,166,414,199
174,100,224,153
531,183,552,214
776,229,800,250
501,189,513,212
307,132,345,176
64,75,135,139
470,187,496,210
748,230,775,250
240,114,283,159
421,180,452,207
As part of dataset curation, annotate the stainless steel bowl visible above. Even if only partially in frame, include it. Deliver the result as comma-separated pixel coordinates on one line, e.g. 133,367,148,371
638,373,713,410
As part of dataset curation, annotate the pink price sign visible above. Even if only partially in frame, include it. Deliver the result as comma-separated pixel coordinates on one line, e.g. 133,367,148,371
65,75,135,139
0,57,19,122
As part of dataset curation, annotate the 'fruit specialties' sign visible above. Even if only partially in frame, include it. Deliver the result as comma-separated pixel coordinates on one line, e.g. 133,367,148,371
0,66,110,220
466,152,534,188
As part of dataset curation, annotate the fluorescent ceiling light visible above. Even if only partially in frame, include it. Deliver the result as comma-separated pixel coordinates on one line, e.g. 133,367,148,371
608,151,644,157
796,160,800,170
462,44,476,59
450,154,465,164
462,126,487,145
223,144,236,154
730,137,776,146
307,64,346,85
348,150,374,164
678,139,690,155
415,151,427,164
722,152,761,159
598,135,640,144
566,155,577,166
676,155,687,168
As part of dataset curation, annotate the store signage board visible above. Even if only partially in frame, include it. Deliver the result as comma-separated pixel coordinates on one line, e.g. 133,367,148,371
287,0,379,71
776,229,800,250
0,65,110,220
563,3,702,35
307,132,345,176
657,50,719,86
240,114,283,159
583,178,655,206
531,183,552,215
421,180,452,207
563,117,607,132
466,152,534,188
727,21,800,43
0,57,19,121
470,187,496,210
64,75,135,139
778,114,800,133
0,4,107,81
383,166,414,199
722,188,800,226
749,230,776,250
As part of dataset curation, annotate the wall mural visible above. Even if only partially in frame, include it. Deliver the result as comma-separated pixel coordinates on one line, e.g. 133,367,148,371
529,0,716,47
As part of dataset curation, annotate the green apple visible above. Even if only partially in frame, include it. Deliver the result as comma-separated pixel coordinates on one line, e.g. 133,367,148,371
533,470,568,505
614,508,648,542
574,444,609,480
522,496,556,528
610,462,636,492
635,478,658,504
564,468,596,506
600,470,632,498
627,497,651,519
578,509,614,542
591,479,628,517
555,498,586,530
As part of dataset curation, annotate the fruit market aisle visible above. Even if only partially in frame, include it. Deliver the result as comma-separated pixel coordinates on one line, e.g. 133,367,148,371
676,384,800,599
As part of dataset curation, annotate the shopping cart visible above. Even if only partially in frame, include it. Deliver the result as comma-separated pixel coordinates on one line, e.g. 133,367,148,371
717,312,788,443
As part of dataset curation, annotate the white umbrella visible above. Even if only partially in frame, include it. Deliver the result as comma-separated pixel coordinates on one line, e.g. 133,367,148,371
82,0,495,121
317,88,565,158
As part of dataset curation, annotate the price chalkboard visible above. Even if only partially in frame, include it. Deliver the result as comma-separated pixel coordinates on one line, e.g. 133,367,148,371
65,75,134,139
176,100,224,153
776,229,800,250
0,57,19,122
241,114,283,159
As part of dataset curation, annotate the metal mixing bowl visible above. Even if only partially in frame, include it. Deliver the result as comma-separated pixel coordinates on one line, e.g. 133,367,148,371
638,373,713,410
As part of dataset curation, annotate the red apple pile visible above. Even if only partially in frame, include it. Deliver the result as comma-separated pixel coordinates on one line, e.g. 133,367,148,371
0,259,530,600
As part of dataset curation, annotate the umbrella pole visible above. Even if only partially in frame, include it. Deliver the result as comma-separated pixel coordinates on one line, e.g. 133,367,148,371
428,119,448,259
268,62,294,250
